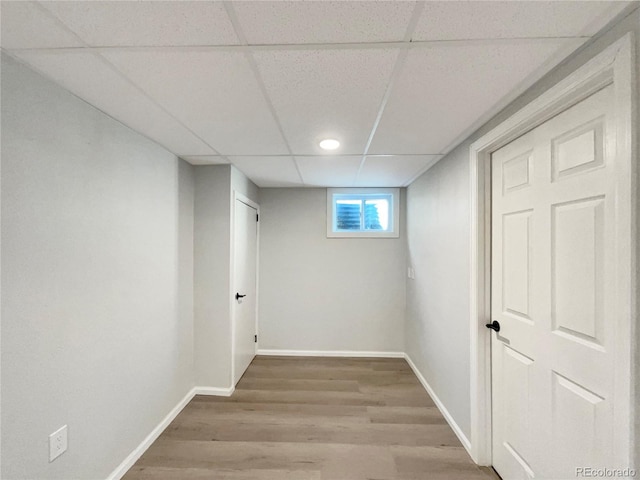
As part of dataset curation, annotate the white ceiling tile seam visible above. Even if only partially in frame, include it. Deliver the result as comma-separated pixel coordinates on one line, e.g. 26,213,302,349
34,0,225,158
4,36,594,54
354,1,425,185
93,55,228,158
222,0,305,185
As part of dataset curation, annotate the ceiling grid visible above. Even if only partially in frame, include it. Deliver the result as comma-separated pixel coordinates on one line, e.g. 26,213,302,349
1,0,634,187
222,0,306,185
354,1,425,185
33,0,230,160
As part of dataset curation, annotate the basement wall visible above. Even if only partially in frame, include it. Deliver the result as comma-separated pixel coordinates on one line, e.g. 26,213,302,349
258,188,406,354
1,54,195,479
193,164,258,388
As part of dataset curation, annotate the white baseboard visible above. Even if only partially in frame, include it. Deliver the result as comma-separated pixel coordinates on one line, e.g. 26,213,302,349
404,353,473,456
106,384,235,480
193,385,235,397
256,349,405,358
106,387,196,480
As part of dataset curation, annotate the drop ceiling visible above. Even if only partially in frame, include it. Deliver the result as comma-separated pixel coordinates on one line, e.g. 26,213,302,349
0,1,633,187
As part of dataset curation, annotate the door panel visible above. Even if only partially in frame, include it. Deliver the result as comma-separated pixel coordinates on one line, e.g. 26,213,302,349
502,210,532,321
552,197,605,344
494,342,537,480
552,371,608,478
491,85,616,480
551,119,604,180
502,151,533,193
233,198,258,386
503,345,533,459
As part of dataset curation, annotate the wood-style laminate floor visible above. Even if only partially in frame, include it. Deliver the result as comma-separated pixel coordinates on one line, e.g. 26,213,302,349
123,356,500,480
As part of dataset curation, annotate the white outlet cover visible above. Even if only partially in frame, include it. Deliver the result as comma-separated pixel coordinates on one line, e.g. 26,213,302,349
49,425,68,462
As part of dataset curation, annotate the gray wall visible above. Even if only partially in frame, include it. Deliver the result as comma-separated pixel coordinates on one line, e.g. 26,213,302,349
258,188,406,353
405,6,640,456
406,153,471,432
193,164,258,388
1,55,195,479
193,165,231,388
231,165,260,204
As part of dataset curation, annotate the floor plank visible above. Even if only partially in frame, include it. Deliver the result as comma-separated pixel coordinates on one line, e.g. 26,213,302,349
123,356,500,480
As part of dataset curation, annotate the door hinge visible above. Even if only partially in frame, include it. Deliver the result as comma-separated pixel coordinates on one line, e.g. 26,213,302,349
256,213,259,222
254,335,258,343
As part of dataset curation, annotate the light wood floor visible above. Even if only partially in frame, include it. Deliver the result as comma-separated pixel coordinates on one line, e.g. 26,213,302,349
123,356,500,480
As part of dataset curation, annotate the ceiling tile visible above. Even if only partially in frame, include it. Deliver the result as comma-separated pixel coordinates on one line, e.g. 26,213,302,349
253,49,398,155
233,1,416,45
39,1,239,46
356,155,442,187
369,39,585,155
229,156,303,187
12,51,215,156
181,156,230,166
0,1,84,49
296,155,362,187
102,50,289,155
412,1,631,41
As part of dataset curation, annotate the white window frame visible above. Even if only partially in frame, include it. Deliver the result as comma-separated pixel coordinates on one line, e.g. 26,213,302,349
326,188,400,238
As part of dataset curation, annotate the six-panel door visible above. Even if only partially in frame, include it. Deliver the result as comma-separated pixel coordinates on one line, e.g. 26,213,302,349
491,85,615,480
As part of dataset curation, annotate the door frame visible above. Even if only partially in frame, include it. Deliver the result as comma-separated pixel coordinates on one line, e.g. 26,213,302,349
230,190,260,387
468,33,636,467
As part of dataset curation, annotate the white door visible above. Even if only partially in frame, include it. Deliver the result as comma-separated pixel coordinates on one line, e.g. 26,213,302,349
491,85,620,479
232,198,258,385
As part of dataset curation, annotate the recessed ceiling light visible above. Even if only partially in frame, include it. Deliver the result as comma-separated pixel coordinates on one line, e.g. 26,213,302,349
319,138,340,150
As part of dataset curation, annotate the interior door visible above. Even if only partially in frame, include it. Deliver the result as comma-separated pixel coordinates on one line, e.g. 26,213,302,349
233,198,258,386
490,85,618,479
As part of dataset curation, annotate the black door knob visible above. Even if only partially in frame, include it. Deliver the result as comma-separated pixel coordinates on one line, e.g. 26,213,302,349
235,293,246,300
485,320,500,332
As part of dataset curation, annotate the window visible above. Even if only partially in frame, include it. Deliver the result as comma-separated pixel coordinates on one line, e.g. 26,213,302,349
327,188,400,238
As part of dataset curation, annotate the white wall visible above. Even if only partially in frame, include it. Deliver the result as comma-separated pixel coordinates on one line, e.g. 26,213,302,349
406,153,471,432
405,6,640,454
258,188,406,353
193,165,231,388
1,55,195,479
231,165,260,204
193,165,258,388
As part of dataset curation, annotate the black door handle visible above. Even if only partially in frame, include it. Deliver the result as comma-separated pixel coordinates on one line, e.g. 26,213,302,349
235,293,246,300
485,320,500,332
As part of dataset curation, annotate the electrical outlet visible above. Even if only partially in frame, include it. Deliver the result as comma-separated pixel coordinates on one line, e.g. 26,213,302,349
49,425,67,462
